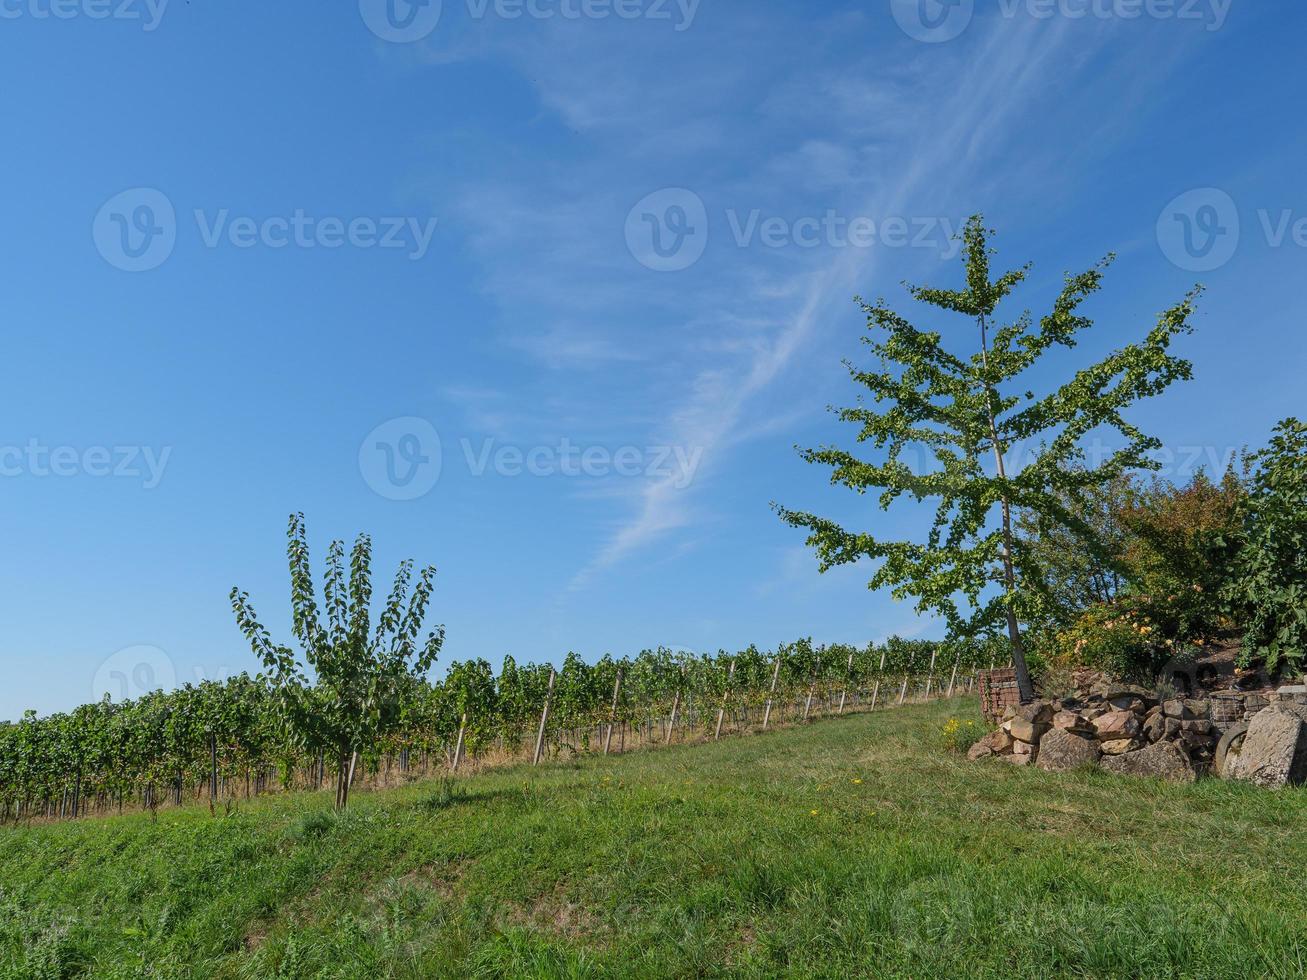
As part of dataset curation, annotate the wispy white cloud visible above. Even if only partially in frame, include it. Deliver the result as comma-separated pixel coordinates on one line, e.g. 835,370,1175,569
395,7,1198,595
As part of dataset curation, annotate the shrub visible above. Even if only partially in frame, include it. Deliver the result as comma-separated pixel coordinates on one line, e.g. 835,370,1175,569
941,716,982,754
1226,418,1307,678
1120,469,1245,645
1051,602,1164,681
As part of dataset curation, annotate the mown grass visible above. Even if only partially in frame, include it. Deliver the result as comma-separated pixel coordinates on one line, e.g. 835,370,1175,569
2,697,1305,978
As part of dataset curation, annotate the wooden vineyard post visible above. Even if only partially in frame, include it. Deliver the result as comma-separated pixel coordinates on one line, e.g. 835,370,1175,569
451,713,468,772
209,733,219,806
802,678,816,722
603,668,624,756
897,675,909,706
869,648,887,710
533,668,556,766
762,655,782,730
946,654,960,699
924,649,939,700
714,659,736,741
665,672,683,743
837,651,855,714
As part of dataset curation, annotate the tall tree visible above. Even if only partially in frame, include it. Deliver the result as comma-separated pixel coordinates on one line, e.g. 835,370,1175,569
230,514,445,808
774,216,1198,701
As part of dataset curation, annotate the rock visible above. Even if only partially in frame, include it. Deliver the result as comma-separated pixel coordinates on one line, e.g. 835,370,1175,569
1012,738,1037,758
1001,753,1033,766
1163,699,1191,719
1145,704,1163,720
1109,695,1146,714
1053,710,1095,735
975,729,1013,755
1164,718,1182,738
1100,738,1138,755
1183,699,1211,720
1036,729,1101,772
1224,705,1307,788
1094,683,1156,706
967,740,994,761
1277,685,1307,696
1143,713,1166,743
1008,719,1050,744
1180,719,1213,736
1101,741,1197,783
1093,710,1142,741
1214,721,1249,776
1012,701,1054,726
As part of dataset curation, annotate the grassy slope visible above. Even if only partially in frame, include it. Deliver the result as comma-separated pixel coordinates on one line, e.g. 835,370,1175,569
2,698,1305,979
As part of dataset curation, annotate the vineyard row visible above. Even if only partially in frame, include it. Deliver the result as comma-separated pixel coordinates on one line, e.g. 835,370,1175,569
0,636,1008,823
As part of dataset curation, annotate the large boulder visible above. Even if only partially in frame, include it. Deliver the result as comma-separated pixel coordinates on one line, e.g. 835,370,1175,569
1035,729,1101,773
1224,705,1307,788
1100,741,1197,783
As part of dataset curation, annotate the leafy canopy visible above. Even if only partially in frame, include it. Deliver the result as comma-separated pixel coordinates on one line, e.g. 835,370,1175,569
1227,418,1307,676
775,215,1198,694
230,514,445,796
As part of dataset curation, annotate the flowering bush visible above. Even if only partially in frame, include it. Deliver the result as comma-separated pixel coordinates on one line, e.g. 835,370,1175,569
941,716,980,753
1053,602,1164,681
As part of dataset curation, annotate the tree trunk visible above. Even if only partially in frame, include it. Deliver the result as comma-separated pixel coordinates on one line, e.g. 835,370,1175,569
979,314,1036,702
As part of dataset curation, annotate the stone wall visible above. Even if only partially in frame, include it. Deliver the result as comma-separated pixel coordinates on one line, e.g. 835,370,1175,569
968,683,1307,786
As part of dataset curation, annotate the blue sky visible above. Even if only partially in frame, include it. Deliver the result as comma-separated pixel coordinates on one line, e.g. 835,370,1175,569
2,0,1303,720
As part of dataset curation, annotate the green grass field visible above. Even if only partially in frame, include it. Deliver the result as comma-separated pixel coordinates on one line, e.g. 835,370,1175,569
2,697,1305,979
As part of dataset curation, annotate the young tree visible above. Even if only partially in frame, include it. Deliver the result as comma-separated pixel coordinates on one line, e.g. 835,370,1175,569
774,216,1198,701
230,514,445,808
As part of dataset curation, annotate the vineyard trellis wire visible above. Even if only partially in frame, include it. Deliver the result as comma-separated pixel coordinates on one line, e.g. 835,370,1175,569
0,635,1011,823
